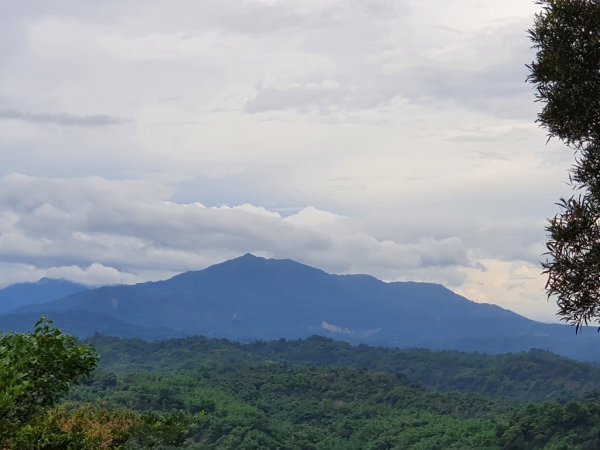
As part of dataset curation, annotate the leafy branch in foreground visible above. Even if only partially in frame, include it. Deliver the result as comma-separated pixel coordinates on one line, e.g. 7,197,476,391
529,0,600,329
0,316,98,441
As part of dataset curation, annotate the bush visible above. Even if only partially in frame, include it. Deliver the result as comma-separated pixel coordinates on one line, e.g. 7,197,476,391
0,317,98,442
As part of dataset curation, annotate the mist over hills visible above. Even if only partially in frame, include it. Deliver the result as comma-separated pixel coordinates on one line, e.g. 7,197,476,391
1,254,599,360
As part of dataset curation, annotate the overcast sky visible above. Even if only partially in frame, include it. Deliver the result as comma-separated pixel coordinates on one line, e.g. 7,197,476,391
0,1,573,322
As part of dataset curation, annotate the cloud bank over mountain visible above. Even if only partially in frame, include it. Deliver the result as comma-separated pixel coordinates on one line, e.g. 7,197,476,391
0,1,566,321
0,173,468,285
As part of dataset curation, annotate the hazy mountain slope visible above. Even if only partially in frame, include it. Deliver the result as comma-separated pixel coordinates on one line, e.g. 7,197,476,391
0,310,184,340
8,254,600,359
16,255,535,339
0,278,88,314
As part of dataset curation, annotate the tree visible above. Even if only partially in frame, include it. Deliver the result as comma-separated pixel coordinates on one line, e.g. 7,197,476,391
0,317,98,441
528,0,600,330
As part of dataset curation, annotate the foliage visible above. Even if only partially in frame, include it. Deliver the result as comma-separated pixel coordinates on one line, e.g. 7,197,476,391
0,317,98,441
528,0,600,147
7,403,139,450
498,395,600,449
68,362,503,449
6,322,600,448
4,402,201,450
0,320,202,449
544,192,600,330
85,334,600,401
529,0,600,327
64,334,600,449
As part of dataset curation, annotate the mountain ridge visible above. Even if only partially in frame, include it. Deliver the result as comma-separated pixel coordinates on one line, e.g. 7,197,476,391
0,278,89,314
2,254,599,360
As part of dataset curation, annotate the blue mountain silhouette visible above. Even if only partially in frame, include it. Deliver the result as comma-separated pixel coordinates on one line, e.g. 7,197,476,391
3,254,599,359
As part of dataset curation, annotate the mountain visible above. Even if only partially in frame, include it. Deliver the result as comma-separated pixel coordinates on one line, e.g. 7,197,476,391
0,310,183,340
4,254,600,359
0,278,88,314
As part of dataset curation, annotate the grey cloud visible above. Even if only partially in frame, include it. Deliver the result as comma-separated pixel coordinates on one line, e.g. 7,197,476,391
0,109,126,127
245,76,400,113
170,164,310,209
474,151,512,161
182,0,408,35
446,135,502,143
1,0,405,38
399,22,535,117
363,209,547,268
244,19,534,118
0,175,471,283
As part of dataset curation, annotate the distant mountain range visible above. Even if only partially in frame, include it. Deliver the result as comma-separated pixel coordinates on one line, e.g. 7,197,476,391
1,254,599,360
0,277,88,314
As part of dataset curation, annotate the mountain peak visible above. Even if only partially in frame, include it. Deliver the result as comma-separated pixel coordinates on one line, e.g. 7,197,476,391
215,253,267,268
206,253,325,275
238,252,263,261
242,252,259,258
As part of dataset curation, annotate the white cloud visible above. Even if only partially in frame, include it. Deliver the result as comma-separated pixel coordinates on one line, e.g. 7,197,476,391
0,173,469,283
284,206,347,228
457,258,557,323
44,263,141,287
0,261,148,289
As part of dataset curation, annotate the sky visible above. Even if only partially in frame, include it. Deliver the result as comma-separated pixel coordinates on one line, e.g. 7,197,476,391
0,0,574,322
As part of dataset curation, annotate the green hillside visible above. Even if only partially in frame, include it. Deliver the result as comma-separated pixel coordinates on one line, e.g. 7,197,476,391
6,327,600,449
86,334,600,402
54,335,600,449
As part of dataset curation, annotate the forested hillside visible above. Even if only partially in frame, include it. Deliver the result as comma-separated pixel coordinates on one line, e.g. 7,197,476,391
58,335,600,448
86,334,600,402
4,325,600,449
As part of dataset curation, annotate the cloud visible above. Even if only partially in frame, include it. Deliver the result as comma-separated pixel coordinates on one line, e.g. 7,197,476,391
0,261,145,289
43,263,140,287
0,174,470,286
457,259,557,323
0,109,126,127
320,321,381,337
0,1,562,322
243,16,535,119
